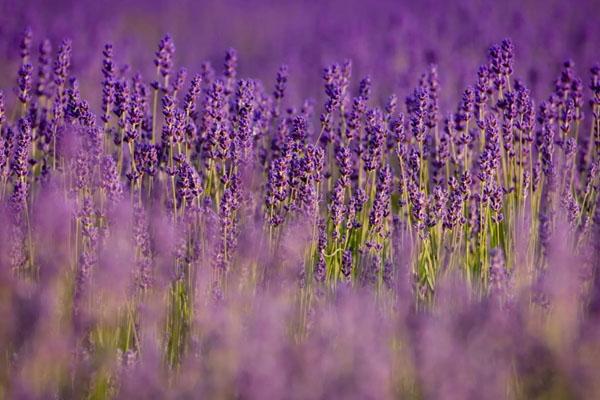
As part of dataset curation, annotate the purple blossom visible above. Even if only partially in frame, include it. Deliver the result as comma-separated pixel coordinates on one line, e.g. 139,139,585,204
233,79,255,162
101,44,116,124
335,144,353,183
125,73,146,143
0,91,5,127
171,67,187,96
175,155,202,206
369,164,392,232
216,176,240,272
19,27,32,63
203,79,228,159
53,38,72,91
385,94,398,119
183,73,202,118
134,142,159,176
444,177,465,230
101,155,123,203
477,114,501,185
10,118,32,179
0,15,597,400
154,34,176,87
475,65,492,128
341,250,352,281
408,87,427,142
17,63,33,105
223,48,238,96
362,108,386,171
329,177,346,227
426,185,446,228
273,64,288,117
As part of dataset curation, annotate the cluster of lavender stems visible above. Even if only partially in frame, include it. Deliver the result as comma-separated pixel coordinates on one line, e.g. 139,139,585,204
0,26,599,399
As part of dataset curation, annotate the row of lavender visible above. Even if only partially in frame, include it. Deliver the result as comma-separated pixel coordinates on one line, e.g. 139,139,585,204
3,0,598,107
0,28,599,398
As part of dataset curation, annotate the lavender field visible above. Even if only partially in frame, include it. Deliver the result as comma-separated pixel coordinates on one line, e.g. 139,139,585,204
1,0,600,398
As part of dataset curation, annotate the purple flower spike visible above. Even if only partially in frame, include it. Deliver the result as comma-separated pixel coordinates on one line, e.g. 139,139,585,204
153,34,175,90
17,63,33,105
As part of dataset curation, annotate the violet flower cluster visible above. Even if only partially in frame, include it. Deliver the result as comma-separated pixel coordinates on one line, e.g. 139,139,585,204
0,3,599,399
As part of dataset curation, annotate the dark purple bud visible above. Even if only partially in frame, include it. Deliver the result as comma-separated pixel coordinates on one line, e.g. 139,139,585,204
444,178,465,230
489,43,505,92
559,98,574,134
101,43,116,123
101,155,123,203
554,59,576,101
475,65,491,125
353,188,368,213
266,157,289,208
175,155,203,206
407,147,421,181
359,75,372,100
408,179,426,229
273,64,288,102
17,63,33,104
369,164,392,232
499,90,517,157
385,94,398,118
200,61,215,90
477,114,501,184
426,185,446,228
538,119,556,176
183,73,202,117
74,148,90,191
408,87,427,142
363,109,386,171
561,190,580,228
323,63,343,112
113,78,130,124
335,144,353,183
35,39,53,98
314,255,326,283
134,142,159,176
501,39,514,77
19,27,33,62
317,217,327,253
202,79,227,158
329,178,346,227
53,39,72,90
216,176,240,271
0,91,5,126
160,93,176,143
223,48,238,95
233,79,256,162
125,74,146,142
346,94,367,141
516,85,535,134
425,64,440,129
488,182,504,222
341,250,352,281
172,68,187,95
291,115,308,143
11,118,32,179
391,113,406,146
154,34,175,82
454,86,475,132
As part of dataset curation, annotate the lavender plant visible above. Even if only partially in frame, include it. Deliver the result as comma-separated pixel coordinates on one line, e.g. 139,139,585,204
0,2,599,399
